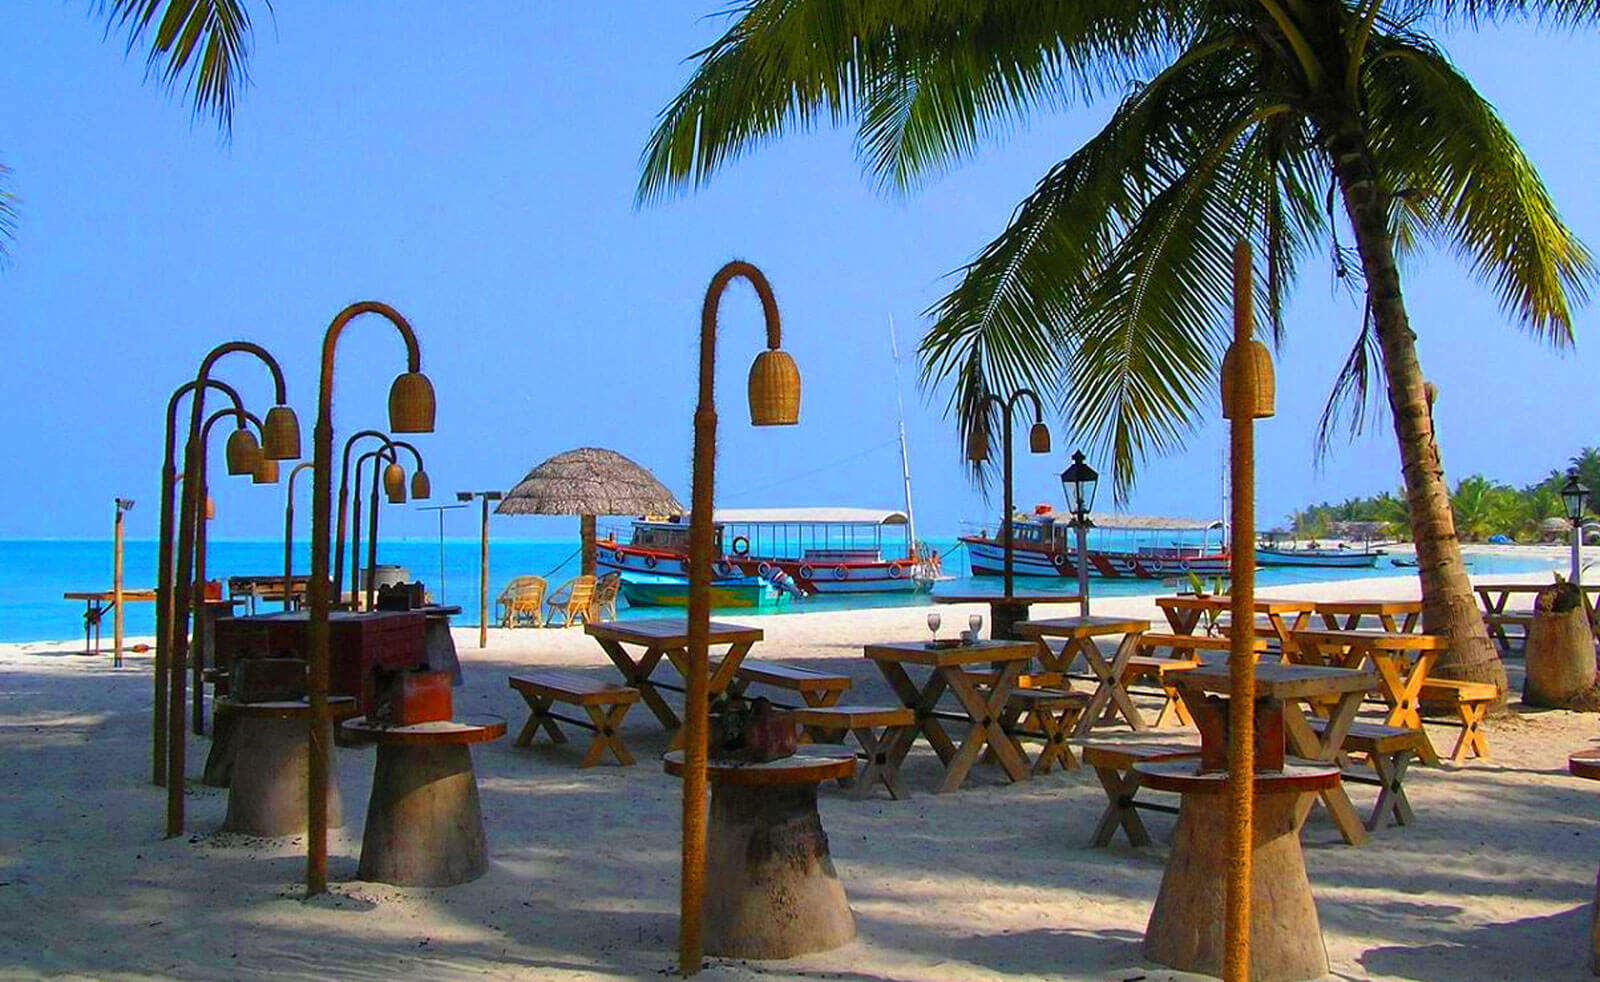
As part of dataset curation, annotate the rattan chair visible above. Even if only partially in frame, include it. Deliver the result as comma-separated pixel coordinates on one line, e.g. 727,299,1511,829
496,575,548,628
590,571,621,622
546,574,597,627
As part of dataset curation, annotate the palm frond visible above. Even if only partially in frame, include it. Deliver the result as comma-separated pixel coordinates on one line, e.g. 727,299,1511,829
95,0,261,131
0,163,17,267
1363,31,1595,339
1314,304,1386,462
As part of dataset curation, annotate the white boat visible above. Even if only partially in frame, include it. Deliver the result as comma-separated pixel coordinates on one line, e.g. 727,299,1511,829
1256,545,1384,568
962,511,1229,580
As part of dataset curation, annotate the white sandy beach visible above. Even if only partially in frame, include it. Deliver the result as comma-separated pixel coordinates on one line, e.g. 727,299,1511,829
3,560,1598,981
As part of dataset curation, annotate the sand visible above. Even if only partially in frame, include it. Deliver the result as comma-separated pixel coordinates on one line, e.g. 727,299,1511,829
2,561,1597,981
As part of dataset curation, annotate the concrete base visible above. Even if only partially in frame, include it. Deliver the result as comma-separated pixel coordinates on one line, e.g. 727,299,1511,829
425,618,463,685
221,715,341,837
1144,790,1327,982
358,743,487,886
703,782,855,959
201,706,238,788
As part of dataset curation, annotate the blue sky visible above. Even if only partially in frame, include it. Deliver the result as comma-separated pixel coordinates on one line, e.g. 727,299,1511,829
3,4,1598,544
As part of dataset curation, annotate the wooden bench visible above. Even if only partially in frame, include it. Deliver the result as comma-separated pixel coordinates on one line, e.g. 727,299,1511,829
962,669,1067,689
726,661,852,709
1484,612,1534,655
786,705,917,800
508,671,640,767
1079,740,1201,846
1001,688,1090,774
1419,679,1497,763
1307,718,1426,831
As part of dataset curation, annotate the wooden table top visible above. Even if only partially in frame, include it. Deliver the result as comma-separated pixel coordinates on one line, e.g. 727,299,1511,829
1133,759,1342,795
1312,599,1423,615
1015,615,1149,638
931,593,1085,605
863,638,1038,668
1175,662,1378,700
1156,595,1319,613
584,618,763,647
1476,582,1600,594
1570,748,1600,781
63,589,158,602
663,748,857,786
220,696,358,720
341,714,507,746
1290,628,1448,651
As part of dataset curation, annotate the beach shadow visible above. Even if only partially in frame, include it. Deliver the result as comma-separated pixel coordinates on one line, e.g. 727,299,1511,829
1358,903,1592,981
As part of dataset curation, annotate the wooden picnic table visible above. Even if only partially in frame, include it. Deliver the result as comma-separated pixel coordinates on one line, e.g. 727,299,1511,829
1475,582,1600,652
1288,628,1446,765
63,589,158,663
1315,598,1423,633
584,618,763,750
1173,661,1380,846
931,591,1085,640
1568,747,1600,973
1015,615,1150,735
1155,594,1319,649
863,639,1036,793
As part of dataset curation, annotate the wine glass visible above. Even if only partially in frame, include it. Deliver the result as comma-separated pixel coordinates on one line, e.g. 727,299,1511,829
927,611,942,644
969,613,983,639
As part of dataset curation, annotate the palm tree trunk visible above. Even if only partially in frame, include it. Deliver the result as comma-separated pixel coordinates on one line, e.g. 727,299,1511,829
1331,131,1508,699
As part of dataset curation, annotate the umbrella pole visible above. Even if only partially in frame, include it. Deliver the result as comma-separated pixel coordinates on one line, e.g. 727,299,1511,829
581,514,596,577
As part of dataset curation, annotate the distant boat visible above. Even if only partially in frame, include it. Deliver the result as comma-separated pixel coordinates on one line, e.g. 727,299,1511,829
962,511,1229,580
1257,545,1384,568
619,573,791,609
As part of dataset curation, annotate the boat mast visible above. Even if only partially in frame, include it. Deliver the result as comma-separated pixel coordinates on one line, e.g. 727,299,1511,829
889,315,918,552
1220,433,1231,552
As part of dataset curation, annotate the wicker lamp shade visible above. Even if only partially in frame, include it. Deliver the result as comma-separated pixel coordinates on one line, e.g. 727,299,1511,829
224,428,262,477
1221,339,1276,420
388,371,437,433
410,469,431,501
204,495,216,521
252,457,280,485
383,462,407,503
747,349,800,426
261,406,302,460
1028,421,1051,454
966,424,990,463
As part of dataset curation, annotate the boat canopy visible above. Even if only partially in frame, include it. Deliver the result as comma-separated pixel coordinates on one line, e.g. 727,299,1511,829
1019,509,1223,532
712,507,909,526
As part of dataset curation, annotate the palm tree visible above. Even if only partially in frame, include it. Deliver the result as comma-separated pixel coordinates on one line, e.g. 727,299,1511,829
637,1,1597,695
1,1,261,260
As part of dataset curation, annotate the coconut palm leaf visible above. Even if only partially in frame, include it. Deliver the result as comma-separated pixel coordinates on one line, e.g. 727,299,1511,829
96,0,262,130
0,163,16,265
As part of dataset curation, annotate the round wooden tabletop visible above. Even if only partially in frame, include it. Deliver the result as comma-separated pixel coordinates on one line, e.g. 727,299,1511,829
219,696,358,720
663,748,856,786
1570,748,1600,781
1133,759,1342,796
340,714,507,746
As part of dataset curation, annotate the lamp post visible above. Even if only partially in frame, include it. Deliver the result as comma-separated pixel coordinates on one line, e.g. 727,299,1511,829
284,462,315,611
306,301,435,896
1563,468,1589,585
112,498,135,668
966,388,1049,636
167,343,299,837
364,442,429,609
456,490,502,648
154,378,243,785
1060,451,1099,616
418,503,469,603
350,446,392,609
679,260,800,976
334,429,405,605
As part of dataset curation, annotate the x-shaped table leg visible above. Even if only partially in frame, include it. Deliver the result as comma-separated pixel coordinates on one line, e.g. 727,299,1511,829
875,661,958,766
513,692,566,747
1284,692,1368,846
1090,764,1150,847
1370,649,1441,765
599,639,677,732
579,703,634,767
1073,632,1148,737
936,661,1029,793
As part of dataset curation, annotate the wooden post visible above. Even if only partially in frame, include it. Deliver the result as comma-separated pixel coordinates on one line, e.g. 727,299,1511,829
113,501,126,668
479,496,490,649
1224,240,1260,982
581,514,597,577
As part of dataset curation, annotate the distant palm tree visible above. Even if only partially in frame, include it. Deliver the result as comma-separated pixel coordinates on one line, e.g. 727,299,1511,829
1,1,261,260
637,2,1597,695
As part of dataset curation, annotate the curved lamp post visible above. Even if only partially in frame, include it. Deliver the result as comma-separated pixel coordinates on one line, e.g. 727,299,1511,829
349,445,394,609
154,377,243,785
967,388,1049,635
167,342,300,837
306,301,435,896
679,261,799,975
355,441,429,609
1060,451,1099,615
284,462,315,611
334,428,400,604
190,407,272,735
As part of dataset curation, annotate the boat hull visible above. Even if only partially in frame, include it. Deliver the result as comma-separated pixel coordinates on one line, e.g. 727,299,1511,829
619,575,785,609
1256,549,1382,568
962,538,1230,580
597,544,919,596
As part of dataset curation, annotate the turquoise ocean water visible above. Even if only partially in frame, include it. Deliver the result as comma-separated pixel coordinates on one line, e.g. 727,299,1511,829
8,536,1557,645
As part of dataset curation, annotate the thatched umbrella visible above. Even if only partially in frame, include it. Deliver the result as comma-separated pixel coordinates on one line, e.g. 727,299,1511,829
496,447,685,575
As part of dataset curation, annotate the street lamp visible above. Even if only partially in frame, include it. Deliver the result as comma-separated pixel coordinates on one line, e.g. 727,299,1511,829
678,260,799,976
167,342,299,837
1563,468,1589,584
418,502,469,603
334,428,402,604
1060,450,1099,615
305,301,435,897
112,498,135,668
966,388,1049,625
457,490,503,649
284,462,315,611
362,441,430,609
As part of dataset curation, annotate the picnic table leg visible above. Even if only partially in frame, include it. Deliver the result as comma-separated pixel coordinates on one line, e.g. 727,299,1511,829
936,662,1029,792
580,704,634,767
1376,651,1441,766
1091,764,1150,847
1284,695,1368,846
849,725,908,800
797,689,845,744
1367,749,1415,831
875,661,958,765
1074,633,1148,737
513,691,566,747
599,640,678,733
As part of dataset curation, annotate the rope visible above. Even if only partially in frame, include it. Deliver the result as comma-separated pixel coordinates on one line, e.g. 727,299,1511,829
721,437,898,500
543,545,582,580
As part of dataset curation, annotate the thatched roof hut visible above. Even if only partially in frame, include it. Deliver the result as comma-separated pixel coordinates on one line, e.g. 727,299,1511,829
497,448,683,574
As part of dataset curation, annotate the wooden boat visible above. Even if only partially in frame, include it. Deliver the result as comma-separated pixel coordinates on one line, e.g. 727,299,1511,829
1256,530,1383,568
961,510,1228,580
619,574,787,609
599,508,932,596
